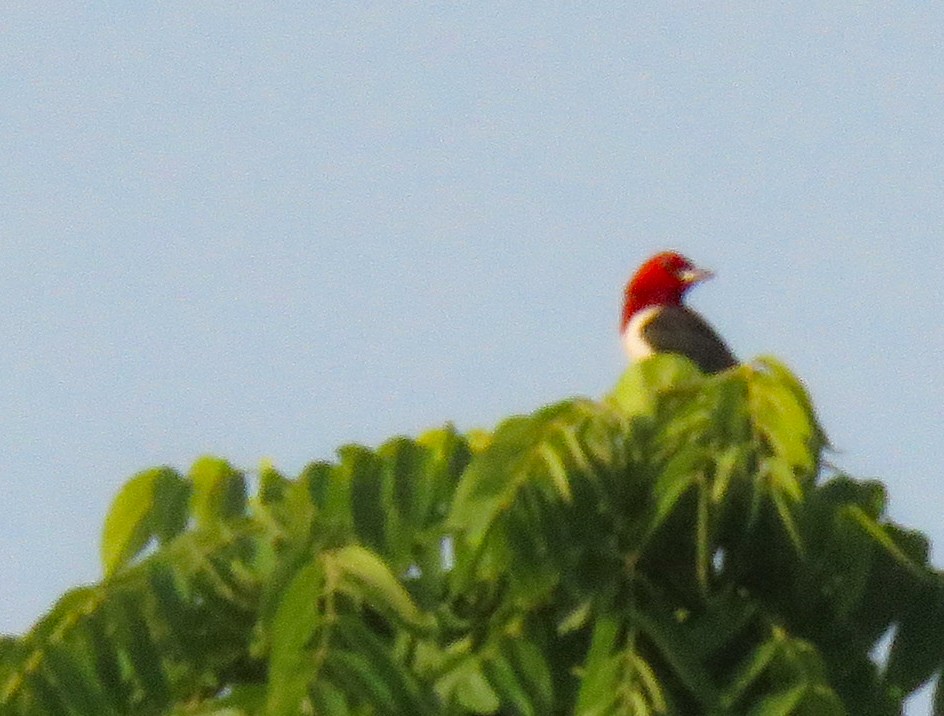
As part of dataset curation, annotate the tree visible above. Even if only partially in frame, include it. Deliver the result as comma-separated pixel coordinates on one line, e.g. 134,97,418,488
1,356,942,715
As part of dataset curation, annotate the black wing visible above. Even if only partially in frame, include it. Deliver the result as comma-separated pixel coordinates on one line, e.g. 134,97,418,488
642,305,738,374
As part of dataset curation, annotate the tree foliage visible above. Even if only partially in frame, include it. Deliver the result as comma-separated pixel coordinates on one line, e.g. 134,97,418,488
2,356,942,715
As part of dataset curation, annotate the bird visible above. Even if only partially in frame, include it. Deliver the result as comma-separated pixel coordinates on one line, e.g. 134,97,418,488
621,251,737,374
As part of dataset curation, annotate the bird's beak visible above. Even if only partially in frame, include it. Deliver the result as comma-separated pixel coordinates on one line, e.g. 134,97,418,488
679,267,714,285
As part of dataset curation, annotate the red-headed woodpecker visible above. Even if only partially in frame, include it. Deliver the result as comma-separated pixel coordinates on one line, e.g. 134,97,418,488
621,251,737,374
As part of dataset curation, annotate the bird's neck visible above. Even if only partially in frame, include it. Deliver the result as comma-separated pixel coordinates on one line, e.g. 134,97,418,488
621,290,683,331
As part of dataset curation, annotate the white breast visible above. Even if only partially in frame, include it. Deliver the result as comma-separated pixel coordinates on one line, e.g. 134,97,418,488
622,305,661,361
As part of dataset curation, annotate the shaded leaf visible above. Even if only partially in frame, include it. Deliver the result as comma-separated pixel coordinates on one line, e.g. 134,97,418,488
633,603,720,709
885,582,944,694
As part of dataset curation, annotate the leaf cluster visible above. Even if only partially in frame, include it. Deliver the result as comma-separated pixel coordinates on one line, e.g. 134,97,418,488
2,356,942,715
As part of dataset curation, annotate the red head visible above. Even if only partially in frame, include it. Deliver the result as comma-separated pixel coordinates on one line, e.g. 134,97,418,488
621,251,713,330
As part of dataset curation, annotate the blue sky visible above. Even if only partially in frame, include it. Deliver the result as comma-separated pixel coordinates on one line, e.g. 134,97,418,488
2,4,942,711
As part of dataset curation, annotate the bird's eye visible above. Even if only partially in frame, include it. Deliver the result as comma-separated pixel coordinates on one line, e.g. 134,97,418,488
661,258,684,274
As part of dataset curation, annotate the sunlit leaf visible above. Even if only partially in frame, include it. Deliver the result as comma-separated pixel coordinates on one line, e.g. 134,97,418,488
266,559,324,716
843,506,924,578
330,545,434,632
608,354,705,418
189,457,246,526
747,683,807,715
101,467,181,577
748,368,819,477
575,612,621,713
437,656,500,714
11,353,944,715
755,356,827,451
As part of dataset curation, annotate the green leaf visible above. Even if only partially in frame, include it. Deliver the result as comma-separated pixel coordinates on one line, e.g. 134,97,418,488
885,581,944,694
712,445,748,504
85,612,131,711
342,445,389,555
326,649,402,713
448,414,541,546
380,437,429,530
255,466,316,548
41,644,112,716
633,603,720,709
483,651,536,716
258,462,290,505
147,563,195,654
755,356,827,452
608,354,704,418
771,488,804,556
539,442,574,502
332,614,433,715
842,506,924,577
189,457,246,526
505,637,554,713
304,460,354,536
649,447,705,537
112,594,171,706
747,683,807,715
764,457,804,503
449,398,621,596
796,686,846,716
575,612,621,714
151,470,191,543
266,559,325,716
819,508,872,618
416,425,474,508
330,545,434,632
685,589,758,660
463,428,494,454
435,651,501,714
721,638,781,707
747,367,817,474
310,679,350,716
101,467,180,578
